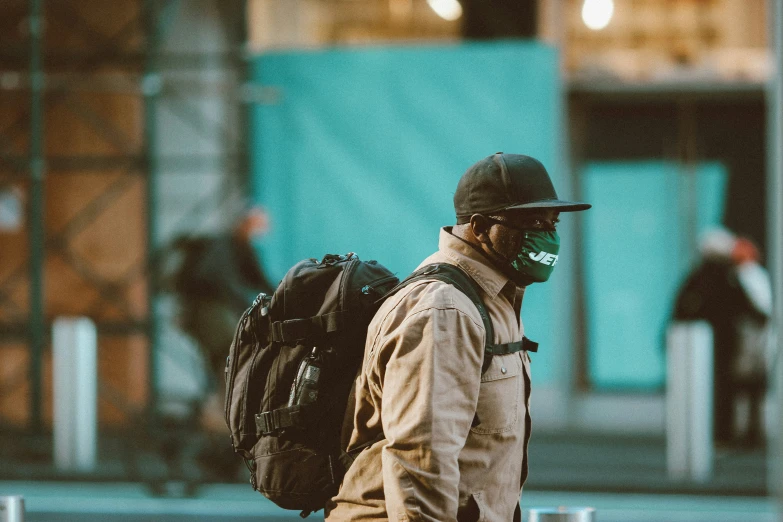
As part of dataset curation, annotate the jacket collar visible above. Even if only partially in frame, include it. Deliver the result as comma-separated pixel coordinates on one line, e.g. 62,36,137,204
437,227,515,301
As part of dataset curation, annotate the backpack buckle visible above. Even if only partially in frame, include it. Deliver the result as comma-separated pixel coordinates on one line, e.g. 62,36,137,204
256,411,276,435
251,292,272,315
319,253,356,266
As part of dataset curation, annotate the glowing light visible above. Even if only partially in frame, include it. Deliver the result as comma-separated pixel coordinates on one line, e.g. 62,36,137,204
581,0,614,31
426,0,463,21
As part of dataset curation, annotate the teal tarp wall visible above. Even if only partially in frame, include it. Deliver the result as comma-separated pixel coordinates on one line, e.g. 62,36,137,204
250,42,569,384
582,161,727,389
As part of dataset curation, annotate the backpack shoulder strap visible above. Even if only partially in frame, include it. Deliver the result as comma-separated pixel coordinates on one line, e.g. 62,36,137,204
382,263,537,374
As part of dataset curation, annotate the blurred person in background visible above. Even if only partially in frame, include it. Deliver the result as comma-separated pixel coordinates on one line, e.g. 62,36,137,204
326,153,590,522
168,206,275,476
672,228,772,447
728,235,773,446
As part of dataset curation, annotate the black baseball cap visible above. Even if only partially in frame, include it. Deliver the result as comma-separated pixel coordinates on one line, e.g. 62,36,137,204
454,153,591,224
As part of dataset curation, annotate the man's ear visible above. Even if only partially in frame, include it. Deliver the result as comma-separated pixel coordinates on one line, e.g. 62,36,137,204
470,214,492,244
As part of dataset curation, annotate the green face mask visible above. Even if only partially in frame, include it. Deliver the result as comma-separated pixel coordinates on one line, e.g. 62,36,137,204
509,230,561,284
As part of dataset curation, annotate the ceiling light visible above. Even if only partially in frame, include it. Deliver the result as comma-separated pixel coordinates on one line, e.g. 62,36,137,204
427,0,463,22
581,0,614,31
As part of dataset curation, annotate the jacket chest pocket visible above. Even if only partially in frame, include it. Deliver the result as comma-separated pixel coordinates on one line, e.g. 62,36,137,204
470,353,523,435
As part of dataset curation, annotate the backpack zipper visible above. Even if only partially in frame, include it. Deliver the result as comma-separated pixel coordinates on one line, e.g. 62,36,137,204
360,274,399,296
224,293,269,432
224,313,251,432
339,257,361,311
244,458,258,490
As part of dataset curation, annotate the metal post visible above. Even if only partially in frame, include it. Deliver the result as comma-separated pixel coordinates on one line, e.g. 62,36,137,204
144,0,162,415
238,0,251,196
768,0,783,507
28,0,46,431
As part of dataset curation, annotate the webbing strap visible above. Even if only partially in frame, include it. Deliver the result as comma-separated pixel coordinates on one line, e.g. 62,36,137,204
487,336,538,355
255,404,311,435
383,264,539,374
383,264,496,372
269,311,346,343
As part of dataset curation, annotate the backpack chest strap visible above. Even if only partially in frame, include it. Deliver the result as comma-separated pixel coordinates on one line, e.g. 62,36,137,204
255,404,311,435
384,263,539,375
269,311,346,343
487,336,538,356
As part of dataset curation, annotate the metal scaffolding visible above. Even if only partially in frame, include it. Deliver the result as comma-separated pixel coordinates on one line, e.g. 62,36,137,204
0,0,250,479
28,0,46,431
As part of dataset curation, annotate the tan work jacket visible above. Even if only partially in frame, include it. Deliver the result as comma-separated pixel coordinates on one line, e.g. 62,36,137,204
326,228,531,522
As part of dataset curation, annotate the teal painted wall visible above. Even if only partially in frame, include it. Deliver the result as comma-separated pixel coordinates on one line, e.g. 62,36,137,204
249,42,569,384
582,161,727,389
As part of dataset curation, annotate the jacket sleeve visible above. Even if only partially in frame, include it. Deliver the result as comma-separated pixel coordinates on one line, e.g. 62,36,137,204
375,303,485,522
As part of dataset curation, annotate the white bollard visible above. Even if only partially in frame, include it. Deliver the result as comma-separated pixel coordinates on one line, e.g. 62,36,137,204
0,496,25,522
666,321,714,482
526,507,595,522
52,317,98,472
666,322,690,480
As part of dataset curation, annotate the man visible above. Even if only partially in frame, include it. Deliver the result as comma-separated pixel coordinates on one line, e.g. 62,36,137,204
172,206,274,381
326,153,590,521
167,207,274,477
672,229,771,446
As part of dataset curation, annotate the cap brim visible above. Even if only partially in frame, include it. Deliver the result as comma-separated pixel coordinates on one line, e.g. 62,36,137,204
504,199,592,212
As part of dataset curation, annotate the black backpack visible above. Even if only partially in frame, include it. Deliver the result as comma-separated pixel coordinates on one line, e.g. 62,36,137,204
224,253,536,517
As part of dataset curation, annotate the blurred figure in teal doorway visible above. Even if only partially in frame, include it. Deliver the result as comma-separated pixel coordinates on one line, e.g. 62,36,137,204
672,228,773,447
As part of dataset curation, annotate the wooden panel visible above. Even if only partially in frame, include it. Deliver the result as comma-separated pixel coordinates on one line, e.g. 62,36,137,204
248,0,460,51
43,0,143,57
0,0,149,428
564,0,770,80
0,344,30,426
45,172,147,320
0,0,29,69
0,335,149,428
45,92,143,156
98,335,149,426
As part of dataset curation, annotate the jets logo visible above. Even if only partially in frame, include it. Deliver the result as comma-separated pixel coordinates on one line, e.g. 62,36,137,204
529,251,559,266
